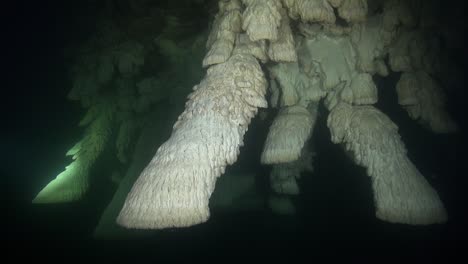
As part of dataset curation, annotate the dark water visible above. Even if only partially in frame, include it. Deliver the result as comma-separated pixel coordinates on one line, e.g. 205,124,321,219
5,0,468,260
8,110,466,260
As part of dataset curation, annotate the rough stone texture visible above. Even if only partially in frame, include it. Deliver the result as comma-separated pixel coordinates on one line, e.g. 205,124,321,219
328,102,448,225
117,51,267,229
